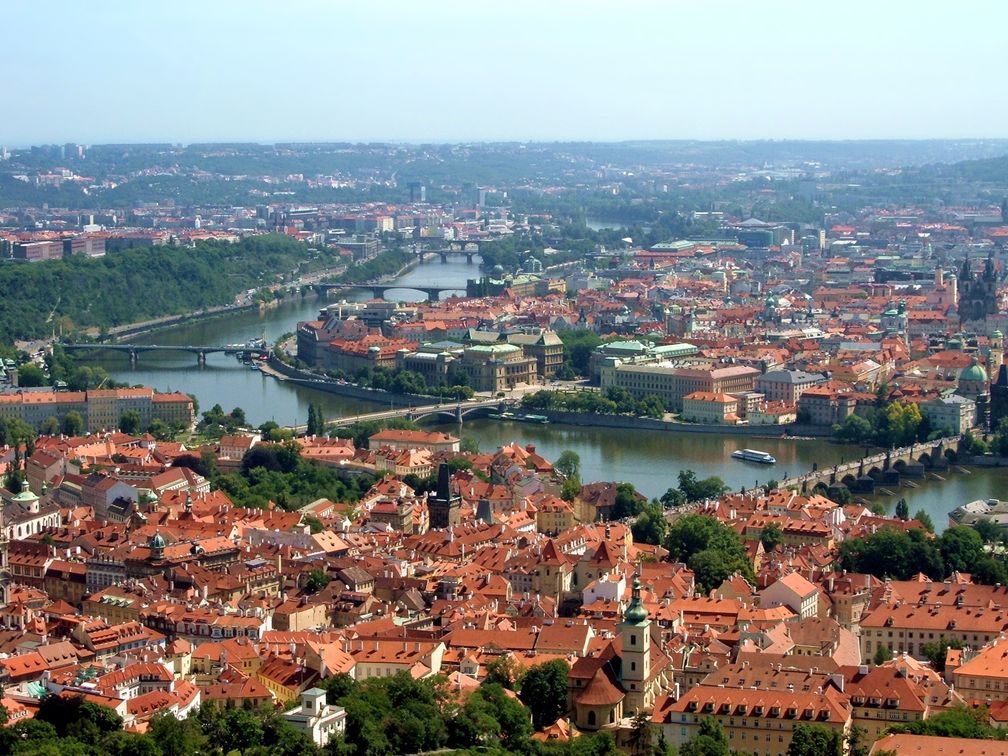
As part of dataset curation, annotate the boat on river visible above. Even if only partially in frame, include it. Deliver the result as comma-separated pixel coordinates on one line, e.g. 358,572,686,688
731,448,776,465
488,411,549,425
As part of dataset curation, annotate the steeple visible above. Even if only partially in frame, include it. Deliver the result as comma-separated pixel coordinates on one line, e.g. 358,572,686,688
623,574,649,625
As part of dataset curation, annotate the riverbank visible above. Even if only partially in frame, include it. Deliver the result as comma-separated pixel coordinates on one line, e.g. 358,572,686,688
99,253,420,344
540,411,829,437
262,356,437,408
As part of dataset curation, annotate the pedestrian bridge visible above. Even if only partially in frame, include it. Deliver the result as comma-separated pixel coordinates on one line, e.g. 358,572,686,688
778,436,965,496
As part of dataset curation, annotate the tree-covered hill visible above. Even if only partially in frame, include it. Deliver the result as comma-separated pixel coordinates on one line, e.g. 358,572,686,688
0,235,408,343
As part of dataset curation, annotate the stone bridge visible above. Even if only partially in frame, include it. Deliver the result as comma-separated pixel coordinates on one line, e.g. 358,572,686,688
311,282,465,301
290,398,510,433
779,435,966,496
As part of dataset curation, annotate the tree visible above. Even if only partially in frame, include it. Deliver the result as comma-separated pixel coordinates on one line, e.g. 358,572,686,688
307,404,319,436
760,522,784,551
320,672,356,705
37,695,123,740
118,410,143,435
40,415,60,435
612,482,644,519
889,703,1001,739
518,658,570,729
484,653,523,690
561,475,581,502
555,449,581,479
921,636,965,672
660,487,685,508
972,518,1003,544
846,726,872,756
914,509,935,533
628,709,655,755
679,717,730,756
62,410,85,436
304,569,331,594
788,723,842,756
895,498,910,521
676,469,727,502
632,501,669,546
460,436,480,454
839,528,944,581
939,526,985,575
665,514,754,591
833,414,873,444
874,644,893,665
17,363,47,387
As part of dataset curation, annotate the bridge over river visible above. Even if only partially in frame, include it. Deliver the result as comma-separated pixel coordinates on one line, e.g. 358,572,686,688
62,342,269,365
286,398,512,433
777,435,966,496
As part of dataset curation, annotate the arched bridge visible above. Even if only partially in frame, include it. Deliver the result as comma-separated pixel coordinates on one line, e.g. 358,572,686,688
290,398,511,433
413,240,485,264
62,342,269,365
778,436,965,496
311,283,466,301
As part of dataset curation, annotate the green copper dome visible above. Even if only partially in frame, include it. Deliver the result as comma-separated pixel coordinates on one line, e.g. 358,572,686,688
148,531,167,550
12,480,38,503
623,575,649,624
993,329,1003,339
960,358,988,383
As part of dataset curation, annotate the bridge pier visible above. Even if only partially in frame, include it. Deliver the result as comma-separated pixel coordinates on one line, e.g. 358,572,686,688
129,349,138,365
197,351,206,365
440,252,448,264
466,252,473,264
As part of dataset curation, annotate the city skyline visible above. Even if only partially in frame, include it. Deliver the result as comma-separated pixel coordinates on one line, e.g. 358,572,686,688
4,0,1008,145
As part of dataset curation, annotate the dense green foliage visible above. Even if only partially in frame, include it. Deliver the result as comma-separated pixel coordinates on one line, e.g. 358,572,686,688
674,470,730,503
679,717,731,756
340,364,474,400
833,401,942,447
632,500,669,546
522,387,667,418
889,704,1007,740
838,525,1007,584
665,514,755,592
555,330,603,378
189,441,376,510
787,724,843,756
0,235,311,341
46,344,126,391
518,659,570,729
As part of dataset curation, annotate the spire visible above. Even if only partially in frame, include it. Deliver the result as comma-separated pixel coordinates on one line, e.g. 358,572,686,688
623,573,648,624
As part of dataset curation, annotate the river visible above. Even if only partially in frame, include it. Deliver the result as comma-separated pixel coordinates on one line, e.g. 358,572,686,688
77,255,1008,529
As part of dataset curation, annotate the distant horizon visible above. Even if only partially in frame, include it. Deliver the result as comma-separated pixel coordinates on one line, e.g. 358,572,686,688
9,137,1008,150
3,1,1007,146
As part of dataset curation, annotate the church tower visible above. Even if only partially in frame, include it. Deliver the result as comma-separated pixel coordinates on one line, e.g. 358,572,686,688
428,463,460,529
991,329,1004,378
619,574,651,712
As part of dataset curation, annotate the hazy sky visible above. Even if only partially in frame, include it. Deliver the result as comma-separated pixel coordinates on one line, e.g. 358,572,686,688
4,0,1007,145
